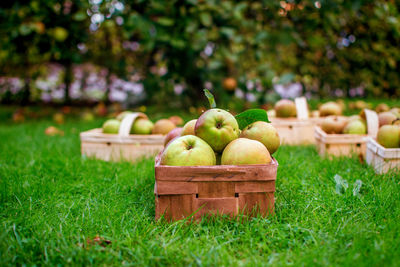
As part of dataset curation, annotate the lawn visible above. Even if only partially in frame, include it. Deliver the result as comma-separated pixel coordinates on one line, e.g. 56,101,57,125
0,108,399,266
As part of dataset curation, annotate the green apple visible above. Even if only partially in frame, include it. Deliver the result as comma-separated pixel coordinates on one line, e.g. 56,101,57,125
343,119,366,134
181,119,197,136
221,138,271,165
102,119,121,134
377,125,400,148
152,119,176,135
240,121,280,154
195,108,240,152
160,135,216,166
274,99,296,118
319,102,342,116
164,127,183,146
130,118,154,134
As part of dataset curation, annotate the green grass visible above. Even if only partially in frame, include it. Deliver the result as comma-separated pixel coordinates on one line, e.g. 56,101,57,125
0,110,399,266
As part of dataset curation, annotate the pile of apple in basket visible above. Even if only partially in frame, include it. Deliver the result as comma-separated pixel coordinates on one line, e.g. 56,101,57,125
160,90,280,166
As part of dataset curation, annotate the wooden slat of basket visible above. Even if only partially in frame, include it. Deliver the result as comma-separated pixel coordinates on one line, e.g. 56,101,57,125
155,162,278,182
198,182,235,198
194,198,239,218
235,181,275,193
238,192,274,216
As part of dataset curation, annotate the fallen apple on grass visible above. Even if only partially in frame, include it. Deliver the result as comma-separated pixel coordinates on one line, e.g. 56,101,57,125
319,102,342,116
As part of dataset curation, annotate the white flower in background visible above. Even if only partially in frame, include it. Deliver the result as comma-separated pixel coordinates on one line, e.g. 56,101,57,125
274,82,303,98
246,92,256,102
51,89,65,100
246,80,254,90
235,89,244,99
110,90,127,102
174,84,184,95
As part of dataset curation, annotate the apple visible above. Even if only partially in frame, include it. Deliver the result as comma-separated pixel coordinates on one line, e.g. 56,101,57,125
274,99,297,118
378,112,397,127
223,77,237,91
103,119,121,134
390,108,400,118
160,135,216,166
375,103,390,113
164,127,183,146
343,119,367,135
221,138,271,165
81,111,94,122
53,113,64,124
152,119,176,135
240,121,280,154
130,118,154,134
169,115,184,126
116,111,133,121
321,116,348,134
377,125,400,148
195,108,240,152
181,119,197,136
319,102,342,116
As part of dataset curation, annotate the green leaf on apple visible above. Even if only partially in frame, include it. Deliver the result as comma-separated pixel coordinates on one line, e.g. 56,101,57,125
203,89,216,108
235,109,270,130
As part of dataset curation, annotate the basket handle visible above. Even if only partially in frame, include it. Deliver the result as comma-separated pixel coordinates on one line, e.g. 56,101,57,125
118,112,148,137
295,97,309,120
364,109,379,138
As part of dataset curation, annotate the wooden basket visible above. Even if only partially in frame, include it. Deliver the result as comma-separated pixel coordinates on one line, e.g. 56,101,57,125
269,97,316,145
314,109,379,160
314,126,367,159
270,118,315,145
154,154,278,221
366,137,400,174
80,113,165,162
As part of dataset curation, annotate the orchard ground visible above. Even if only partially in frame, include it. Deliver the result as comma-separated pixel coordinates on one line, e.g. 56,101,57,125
0,104,399,266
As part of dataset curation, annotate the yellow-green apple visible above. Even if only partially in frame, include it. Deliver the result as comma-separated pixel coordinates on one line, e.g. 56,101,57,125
321,116,348,134
221,138,271,165
152,119,176,135
377,125,400,148
169,115,184,126
240,121,280,154
164,127,183,146
274,99,297,118
130,118,154,134
319,102,342,116
375,103,390,113
378,112,397,127
160,135,216,166
343,119,367,134
102,119,121,134
195,109,240,152
181,119,197,136
116,111,133,121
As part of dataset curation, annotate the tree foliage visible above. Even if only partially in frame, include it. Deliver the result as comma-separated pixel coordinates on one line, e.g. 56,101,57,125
0,0,399,104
